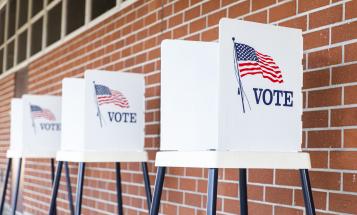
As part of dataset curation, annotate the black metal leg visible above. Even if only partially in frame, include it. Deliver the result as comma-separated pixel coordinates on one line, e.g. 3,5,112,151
0,158,12,214
149,167,166,215
115,163,123,215
207,168,218,215
49,161,63,215
239,169,248,215
65,162,74,215
11,158,22,215
50,159,57,215
75,163,85,215
141,162,152,212
300,169,316,215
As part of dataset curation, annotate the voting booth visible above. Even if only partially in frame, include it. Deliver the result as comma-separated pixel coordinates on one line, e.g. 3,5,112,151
49,70,151,215
0,95,68,215
7,95,61,158
150,19,315,215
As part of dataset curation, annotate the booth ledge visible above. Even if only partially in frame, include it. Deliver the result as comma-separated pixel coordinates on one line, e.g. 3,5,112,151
155,151,311,169
56,150,148,162
7,149,57,159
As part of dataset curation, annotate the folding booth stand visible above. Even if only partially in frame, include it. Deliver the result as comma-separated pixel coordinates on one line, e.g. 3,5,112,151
49,70,151,215
150,19,315,215
0,95,74,215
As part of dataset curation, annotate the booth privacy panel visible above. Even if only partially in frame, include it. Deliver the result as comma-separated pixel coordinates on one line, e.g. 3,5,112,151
160,40,219,151
8,95,61,158
61,70,145,153
160,19,303,152
61,78,85,151
218,19,303,152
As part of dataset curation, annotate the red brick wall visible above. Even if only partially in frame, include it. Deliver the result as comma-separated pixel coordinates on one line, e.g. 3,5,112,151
0,74,15,206
0,0,356,214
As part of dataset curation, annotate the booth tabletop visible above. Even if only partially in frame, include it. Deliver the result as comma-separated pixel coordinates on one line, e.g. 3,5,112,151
6,149,57,159
56,150,148,163
155,151,311,169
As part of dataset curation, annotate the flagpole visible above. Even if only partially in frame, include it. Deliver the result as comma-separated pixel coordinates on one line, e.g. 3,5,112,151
93,81,103,128
232,37,246,113
29,103,36,134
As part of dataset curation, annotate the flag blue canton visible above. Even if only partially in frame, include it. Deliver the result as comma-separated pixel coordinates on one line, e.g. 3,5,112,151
30,105,42,112
234,43,259,62
95,84,112,96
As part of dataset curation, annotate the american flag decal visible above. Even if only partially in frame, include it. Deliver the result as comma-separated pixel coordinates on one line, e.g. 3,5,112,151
234,42,283,83
94,84,129,108
30,105,56,121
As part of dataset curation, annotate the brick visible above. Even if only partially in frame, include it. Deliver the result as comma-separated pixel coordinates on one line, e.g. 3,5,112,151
280,15,307,31
298,0,330,13
251,0,275,11
344,129,357,148
346,0,357,19
201,27,218,41
249,202,272,215
179,178,196,191
329,193,357,214
218,182,238,197
248,185,264,201
302,110,328,128
309,5,342,29
265,187,293,205
174,0,189,13
184,5,200,21
248,169,273,184
345,42,357,62
173,25,188,38
332,63,357,84
343,173,357,192
202,0,220,14
269,1,296,23
303,29,329,50
275,206,303,215
184,192,201,207
308,88,342,108
330,151,357,170
308,47,342,69
295,190,327,210
222,0,237,7
275,170,300,186
207,9,227,27
189,17,207,33
331,107,357,127
224,198,240,214
244,10,268,24
162,204,177,214
344,85,357,105
178,206,195,214
303,69,330,89
310,171,341,190
331,21,357,44
308,130,341,148
168,13,183,28
223,169,239,181
228,0,250,18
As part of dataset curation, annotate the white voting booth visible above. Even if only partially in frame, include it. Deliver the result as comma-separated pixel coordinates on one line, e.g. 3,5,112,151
8,95,61,158
1,95,62,215
150,19,315,215
49,70,151,215
57,70,147,162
